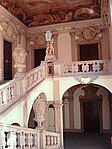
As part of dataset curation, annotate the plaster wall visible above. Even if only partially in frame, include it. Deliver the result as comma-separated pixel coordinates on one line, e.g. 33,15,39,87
58,33,72,62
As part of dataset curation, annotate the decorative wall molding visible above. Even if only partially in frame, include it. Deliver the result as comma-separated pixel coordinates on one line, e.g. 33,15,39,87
28,33,46,49
0,14,18,42
102,0,110,27
75,75,98,84
72,25,103,42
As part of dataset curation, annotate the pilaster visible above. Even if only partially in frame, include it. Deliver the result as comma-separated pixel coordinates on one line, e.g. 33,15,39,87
0,28,4,81
54,100,64,148
69,31,78,61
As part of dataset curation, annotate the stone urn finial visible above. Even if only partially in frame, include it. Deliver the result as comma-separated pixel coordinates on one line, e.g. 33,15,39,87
45,31,56,62
13,44,27,78
33,95,46,130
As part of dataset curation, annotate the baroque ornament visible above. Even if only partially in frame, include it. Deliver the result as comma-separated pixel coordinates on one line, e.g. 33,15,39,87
75,75,98,84
74,25,102,41
0,15,18,41
13,44,27,76
30,33,46,49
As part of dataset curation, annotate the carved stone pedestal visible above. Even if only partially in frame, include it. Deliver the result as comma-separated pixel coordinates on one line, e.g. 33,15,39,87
34,117,45,130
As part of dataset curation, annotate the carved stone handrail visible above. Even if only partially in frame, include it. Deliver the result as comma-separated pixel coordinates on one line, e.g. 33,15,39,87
24,62,46,92
60,59,112,76
0,123,61,149
0,62,46,113
0,79,21,113
41,130,60,149
0,59,112,113
0,123,40,149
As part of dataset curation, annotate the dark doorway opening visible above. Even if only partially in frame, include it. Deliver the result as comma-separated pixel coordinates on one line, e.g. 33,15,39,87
34,48,46,67
79,43,99,61
4,40,12,80
83,100,100,132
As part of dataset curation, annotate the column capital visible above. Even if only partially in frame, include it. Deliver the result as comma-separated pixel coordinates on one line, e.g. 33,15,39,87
54,100,63,108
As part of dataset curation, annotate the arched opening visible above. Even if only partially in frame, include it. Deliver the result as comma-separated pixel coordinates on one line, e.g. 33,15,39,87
63,83,112,148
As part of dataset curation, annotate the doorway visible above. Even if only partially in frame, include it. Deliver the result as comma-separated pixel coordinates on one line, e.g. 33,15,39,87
83,100,100,132
4,40,12,80
79,43,99,61
34,48,46,67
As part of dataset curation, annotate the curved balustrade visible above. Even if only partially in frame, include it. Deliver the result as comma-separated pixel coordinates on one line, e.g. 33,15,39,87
61,59,112,76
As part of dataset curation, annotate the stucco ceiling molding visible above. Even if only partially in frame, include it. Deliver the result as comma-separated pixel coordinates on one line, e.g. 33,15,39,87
0,14,18,42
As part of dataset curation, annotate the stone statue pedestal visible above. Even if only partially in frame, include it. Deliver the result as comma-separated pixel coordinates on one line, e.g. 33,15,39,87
34,117,45,130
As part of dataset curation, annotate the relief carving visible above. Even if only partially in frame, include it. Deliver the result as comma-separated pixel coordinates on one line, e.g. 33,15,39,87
0,15,18,41
102,0,109,27
73,25,102,42
29,33,46,49
13,44,27,75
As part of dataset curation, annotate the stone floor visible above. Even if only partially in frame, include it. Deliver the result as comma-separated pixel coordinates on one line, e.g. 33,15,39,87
64,132,111,149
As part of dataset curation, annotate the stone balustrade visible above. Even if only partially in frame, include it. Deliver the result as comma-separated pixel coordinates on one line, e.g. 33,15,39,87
0,123,61,149
0,79,21,113
24,62,46,92
41,130,60,149
0,123,40,149
0,59,112,113
0,63,46,113
60,59,112,76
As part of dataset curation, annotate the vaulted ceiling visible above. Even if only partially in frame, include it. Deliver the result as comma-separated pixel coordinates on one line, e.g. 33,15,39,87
0,0,101,27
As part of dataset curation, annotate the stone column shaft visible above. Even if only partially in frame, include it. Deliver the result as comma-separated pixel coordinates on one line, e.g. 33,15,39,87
54,101,64,148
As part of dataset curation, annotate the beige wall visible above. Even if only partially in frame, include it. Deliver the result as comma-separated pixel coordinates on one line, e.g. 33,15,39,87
58,33,72,62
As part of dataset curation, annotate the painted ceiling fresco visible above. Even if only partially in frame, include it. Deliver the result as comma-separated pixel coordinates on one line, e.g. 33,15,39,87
0,0,101,27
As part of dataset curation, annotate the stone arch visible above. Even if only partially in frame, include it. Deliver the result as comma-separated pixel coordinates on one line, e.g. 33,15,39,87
62,83,112,133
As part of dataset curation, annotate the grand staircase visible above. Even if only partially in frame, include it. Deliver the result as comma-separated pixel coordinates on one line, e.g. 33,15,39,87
0,59,112,149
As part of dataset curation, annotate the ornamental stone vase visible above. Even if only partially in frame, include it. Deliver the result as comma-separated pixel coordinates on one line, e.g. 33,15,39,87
33,95,46,130
13,44,27,78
